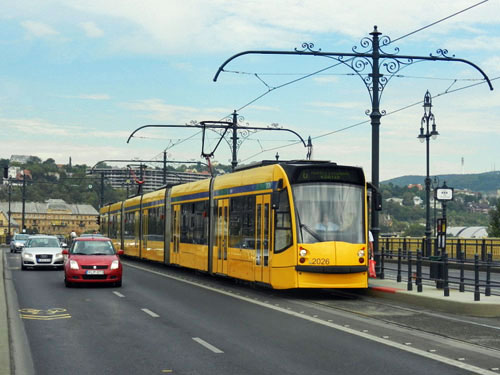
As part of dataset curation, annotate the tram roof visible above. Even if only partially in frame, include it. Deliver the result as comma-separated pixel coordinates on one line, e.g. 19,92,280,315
234,160,335,173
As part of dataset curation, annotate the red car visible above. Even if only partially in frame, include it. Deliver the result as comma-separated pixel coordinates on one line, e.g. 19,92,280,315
63,237,124,287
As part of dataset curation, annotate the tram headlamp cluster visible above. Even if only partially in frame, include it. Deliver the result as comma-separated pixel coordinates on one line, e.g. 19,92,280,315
357,250,365,257
299,249,308,257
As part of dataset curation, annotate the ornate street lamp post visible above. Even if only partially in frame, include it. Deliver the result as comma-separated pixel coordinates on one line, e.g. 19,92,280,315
418,91,439,256
213,26,493,278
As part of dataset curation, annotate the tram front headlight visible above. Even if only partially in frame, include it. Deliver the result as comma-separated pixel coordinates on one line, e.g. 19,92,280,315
357,250,365,257
299,249,307,257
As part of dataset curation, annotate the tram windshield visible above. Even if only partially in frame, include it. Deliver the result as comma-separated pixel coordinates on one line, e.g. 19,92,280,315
292,183,365,244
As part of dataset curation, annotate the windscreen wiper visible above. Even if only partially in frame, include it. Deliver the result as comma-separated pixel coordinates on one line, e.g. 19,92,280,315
300,224,324,242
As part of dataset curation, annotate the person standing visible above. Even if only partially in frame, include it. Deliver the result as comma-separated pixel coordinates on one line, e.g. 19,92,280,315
369,230,374,259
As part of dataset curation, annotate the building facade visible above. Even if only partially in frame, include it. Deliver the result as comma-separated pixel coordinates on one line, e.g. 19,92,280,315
87,167,209,192
0,199,99,237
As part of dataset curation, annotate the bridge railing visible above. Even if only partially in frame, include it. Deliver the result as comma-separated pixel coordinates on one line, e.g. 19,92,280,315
380,237,500,261
378,244,500,300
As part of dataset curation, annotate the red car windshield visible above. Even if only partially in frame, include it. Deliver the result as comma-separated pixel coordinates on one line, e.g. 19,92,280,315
71,241,115,255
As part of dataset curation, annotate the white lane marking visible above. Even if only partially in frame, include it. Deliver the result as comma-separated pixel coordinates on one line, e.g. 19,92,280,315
192,337,224,354
113,291,125,298
124,262,498,375
141,308,160,318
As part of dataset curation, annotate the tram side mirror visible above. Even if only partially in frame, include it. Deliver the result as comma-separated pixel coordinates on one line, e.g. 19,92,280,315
271,191,280,210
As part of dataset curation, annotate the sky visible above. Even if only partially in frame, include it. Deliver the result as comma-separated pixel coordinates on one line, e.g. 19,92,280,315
1,0,499,181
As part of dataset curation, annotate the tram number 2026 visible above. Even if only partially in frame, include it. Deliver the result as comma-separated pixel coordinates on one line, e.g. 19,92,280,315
309,258,330,265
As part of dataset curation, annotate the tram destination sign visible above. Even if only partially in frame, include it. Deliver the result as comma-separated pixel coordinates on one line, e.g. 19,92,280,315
294,167,364,185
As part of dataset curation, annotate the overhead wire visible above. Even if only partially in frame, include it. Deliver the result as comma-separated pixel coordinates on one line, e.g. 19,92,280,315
241,75,500,162
222,0,490,115
137,1,491,165
220,0,493,162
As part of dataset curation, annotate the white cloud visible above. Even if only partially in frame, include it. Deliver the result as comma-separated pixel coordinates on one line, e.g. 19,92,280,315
122,99,230,122
80,21,103,38
62,93,111,100
21,20,59,38
307,101,364,109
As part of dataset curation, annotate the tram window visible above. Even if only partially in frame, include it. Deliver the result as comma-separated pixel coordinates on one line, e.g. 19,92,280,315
124,212,135,240
180,201,208,245
193,201,208,245
229,195,256,248
181,204,193,243
275,189,292,253
148,206,164,241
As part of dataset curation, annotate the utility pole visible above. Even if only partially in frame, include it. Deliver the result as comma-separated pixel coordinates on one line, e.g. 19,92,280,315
213,26,493,278
100,172,105,209
7,181,11,241
21,172,26,233
231,111,239,171
163,151,167,185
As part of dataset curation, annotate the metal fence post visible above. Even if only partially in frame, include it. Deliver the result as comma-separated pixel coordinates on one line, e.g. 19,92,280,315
459,251,465,293
397,248,402,283
443,252,449,297
474,254,480,301
407,251,413,291
485,252,492,297
416,250,422,293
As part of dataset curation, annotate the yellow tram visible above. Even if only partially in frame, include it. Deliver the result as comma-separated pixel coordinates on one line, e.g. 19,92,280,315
100,160,371,289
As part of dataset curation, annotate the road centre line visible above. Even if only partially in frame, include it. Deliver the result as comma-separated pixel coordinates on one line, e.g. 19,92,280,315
113,291,125,298
124,262,498,375
192,337,224,353
141,308,160,318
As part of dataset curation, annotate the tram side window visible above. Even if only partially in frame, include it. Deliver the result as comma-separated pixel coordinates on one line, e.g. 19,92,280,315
101,217,108,236
180,201,208,245
229,195,256,248
148,206,165,241
275,189,292,253
109,215,117,239
124,212,135,240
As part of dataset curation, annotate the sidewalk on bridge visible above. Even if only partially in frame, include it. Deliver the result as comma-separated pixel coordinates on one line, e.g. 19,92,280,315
367,277,500,317
1,248,11,374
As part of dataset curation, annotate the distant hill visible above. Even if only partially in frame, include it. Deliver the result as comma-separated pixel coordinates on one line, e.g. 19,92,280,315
382,171,500,194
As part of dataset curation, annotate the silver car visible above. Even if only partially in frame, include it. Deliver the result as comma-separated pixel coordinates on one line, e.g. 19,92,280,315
10,233,30,253
21,235,64,270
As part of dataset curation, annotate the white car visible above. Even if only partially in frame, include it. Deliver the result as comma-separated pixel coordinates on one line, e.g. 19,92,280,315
10,233,30,253
21,235,64,270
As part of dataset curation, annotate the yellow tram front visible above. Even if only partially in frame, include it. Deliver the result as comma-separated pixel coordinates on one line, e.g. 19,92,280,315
280,163,369,289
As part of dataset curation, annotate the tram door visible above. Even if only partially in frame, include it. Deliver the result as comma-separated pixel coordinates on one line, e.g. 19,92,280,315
255,195,271,283
216,199,229,275
172,205,180,264
141,209,148,258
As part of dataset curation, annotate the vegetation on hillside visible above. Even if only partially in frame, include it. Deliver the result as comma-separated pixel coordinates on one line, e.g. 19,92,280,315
1,157,497,236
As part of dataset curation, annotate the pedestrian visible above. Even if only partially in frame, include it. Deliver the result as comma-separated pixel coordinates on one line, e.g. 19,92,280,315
369,230,374,259
368,230,376,278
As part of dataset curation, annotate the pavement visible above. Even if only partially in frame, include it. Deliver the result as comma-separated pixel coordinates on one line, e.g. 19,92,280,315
0,249,499,375
1,248,11,375
367,277,500,317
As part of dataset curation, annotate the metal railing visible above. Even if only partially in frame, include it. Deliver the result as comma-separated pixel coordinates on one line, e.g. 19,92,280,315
380,237,500,261
378,246,500,301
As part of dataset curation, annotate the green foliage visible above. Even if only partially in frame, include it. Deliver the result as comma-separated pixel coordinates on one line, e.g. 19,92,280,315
488,200,500,237
379,183,490,236
0,157,228,209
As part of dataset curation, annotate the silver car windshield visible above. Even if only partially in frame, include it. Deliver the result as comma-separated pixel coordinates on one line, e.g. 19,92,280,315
292,183,365,244
28,238,60,247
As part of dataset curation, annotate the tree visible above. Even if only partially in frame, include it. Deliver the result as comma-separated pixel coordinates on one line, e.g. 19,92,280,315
488,200,500,237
